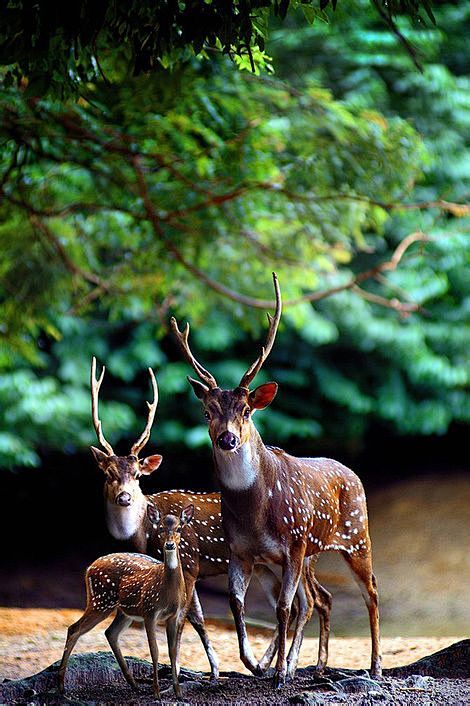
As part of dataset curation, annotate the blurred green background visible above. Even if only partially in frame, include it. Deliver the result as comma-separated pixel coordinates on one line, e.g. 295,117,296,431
0,1,468,468
0,0,468,636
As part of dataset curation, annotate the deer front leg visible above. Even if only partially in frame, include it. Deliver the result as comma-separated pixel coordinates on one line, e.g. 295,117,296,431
144,614,160,699
228,553,262,676
166,616,184,699
286,565,315,679
273,546,305,689
253,564,300,673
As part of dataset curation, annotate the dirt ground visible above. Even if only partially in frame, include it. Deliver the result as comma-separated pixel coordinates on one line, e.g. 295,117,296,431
0,607,464,682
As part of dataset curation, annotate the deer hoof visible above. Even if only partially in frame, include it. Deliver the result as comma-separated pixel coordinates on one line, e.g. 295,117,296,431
370,663,382,680
272,670,287,689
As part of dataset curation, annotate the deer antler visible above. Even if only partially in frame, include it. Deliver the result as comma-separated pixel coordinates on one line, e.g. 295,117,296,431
91,357,115,456
170,318,218,389
239,272,282,389
130,368,159,457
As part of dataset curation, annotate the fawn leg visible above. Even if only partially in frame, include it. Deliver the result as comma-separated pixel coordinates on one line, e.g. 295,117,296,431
166,616,184,699
144,614,160,698
58,608,112,693
105,611,137,689
342,550,381,678
186,590,219,680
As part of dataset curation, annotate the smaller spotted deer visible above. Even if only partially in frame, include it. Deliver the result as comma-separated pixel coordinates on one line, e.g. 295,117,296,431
58,505,195,699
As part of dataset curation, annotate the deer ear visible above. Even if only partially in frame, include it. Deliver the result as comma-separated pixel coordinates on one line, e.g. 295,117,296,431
180,504,194,526
249,382,278,410
90,446,110,470
139,454,163,475
187,376,209,399
147,504,160,527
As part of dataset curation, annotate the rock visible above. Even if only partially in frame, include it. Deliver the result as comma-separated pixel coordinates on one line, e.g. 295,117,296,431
335,676,384,695
0,652,159,702
404,674,434,689
385,639,470,679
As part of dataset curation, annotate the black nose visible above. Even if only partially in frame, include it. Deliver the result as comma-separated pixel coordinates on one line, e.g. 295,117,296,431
165,542,176,551
116,492,132,506
217,431,239,451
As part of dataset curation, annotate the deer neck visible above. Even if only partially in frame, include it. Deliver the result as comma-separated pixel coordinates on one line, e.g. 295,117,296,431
163,548,186,601
105,486,147,542
213,424,273,494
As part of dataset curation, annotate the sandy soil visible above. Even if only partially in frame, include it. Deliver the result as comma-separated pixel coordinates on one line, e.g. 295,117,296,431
0,607,464,683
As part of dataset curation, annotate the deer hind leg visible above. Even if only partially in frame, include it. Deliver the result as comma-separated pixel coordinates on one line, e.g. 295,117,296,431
144,613,160,698
58,607,113,693
342,550,381,678
305,556,332,673
186,589,219,680
105,610,137,689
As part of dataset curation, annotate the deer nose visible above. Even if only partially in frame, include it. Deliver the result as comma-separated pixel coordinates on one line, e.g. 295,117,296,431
165,541,176,551
116,491,132,506
217,431,239,451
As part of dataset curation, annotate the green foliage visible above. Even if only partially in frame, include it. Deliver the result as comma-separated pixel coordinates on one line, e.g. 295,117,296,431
0,0,438,96
0,1,468,469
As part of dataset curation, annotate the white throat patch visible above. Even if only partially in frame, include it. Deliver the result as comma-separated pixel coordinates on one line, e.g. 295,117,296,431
106,497,144,540
215,442,258,491
165,549,178,570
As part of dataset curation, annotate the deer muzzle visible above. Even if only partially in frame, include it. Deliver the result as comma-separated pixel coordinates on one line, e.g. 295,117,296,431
115,491,132,506
217,430,239,451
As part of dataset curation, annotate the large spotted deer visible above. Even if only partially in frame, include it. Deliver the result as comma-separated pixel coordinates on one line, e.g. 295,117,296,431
90,358,332,677
58,505,195,698
171,273,381,687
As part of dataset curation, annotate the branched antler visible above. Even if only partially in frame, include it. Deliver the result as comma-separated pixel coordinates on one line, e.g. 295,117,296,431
170,318,218,389
239,272,282,389
91,357,115,455
130,368,159,457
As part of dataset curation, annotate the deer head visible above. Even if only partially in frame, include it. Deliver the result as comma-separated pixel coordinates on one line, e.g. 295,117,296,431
147,503,195,552
90,357,162,506
170,273,281,455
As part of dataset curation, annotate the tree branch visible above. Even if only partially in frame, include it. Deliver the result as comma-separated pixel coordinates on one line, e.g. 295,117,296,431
133,153,431,312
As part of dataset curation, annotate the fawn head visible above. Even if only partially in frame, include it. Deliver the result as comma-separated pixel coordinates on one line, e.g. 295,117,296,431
147,504,195,551
171,273,281,454
90,357,162,506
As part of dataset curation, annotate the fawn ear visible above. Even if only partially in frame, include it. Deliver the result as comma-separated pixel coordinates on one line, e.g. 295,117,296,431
90,446,110,470
139,454,163,475
249,382,278,410
147,504,160,527
180,504,194,526
188,376,209,399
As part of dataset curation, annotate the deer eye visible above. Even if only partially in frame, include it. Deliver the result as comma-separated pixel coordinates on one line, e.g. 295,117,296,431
243,408,251,419
204,411,211,421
